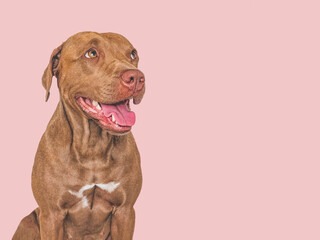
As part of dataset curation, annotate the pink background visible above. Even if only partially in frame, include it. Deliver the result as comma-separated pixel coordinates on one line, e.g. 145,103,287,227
1,0,320,239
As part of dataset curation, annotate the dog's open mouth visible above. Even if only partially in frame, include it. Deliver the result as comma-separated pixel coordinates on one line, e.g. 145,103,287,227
76,97,135,133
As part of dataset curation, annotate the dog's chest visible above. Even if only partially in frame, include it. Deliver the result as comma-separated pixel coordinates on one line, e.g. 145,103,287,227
68,182,120,208
65,181,120,211
62,181,120,238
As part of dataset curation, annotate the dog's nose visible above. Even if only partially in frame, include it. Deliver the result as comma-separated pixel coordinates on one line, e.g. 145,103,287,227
121,69,145,91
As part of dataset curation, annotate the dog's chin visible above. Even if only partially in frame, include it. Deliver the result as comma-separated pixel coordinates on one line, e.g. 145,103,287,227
75,96,136,135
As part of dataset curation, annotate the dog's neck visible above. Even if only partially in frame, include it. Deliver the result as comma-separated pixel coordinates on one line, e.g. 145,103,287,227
47,99,127,163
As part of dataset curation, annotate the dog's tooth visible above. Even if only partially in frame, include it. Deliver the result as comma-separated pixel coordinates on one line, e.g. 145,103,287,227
92,100,102,110
112,114,116,122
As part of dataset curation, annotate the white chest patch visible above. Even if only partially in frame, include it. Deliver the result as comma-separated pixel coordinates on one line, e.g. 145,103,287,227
68,182,120,208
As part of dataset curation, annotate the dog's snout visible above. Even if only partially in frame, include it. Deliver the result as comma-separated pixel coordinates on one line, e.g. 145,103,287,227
121,69,145,91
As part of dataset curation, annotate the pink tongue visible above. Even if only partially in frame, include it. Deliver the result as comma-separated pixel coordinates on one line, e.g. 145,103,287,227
100,102,136,126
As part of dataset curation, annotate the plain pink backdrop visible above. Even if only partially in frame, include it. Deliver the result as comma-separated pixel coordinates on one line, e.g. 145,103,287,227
1,0,320,239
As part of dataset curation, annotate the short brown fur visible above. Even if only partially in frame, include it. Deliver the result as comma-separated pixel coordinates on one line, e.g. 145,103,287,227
12,32,145,240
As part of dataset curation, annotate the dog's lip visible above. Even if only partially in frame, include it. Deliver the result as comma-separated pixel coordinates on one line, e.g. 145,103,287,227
76,96,131,106
75,96,135,133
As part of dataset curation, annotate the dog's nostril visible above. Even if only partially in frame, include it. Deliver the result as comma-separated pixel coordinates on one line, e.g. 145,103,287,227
139,77,145,83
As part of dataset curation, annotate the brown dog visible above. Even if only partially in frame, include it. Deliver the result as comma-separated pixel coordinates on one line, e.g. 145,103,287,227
12,32,145,240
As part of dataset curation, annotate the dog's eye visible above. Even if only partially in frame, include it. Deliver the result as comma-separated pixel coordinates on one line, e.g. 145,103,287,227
85,49,98,59
130,50,137,60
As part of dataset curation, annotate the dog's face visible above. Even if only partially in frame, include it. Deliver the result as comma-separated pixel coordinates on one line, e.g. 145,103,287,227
42,32,145,135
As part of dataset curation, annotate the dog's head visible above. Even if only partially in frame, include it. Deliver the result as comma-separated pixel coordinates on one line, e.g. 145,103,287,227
42,32,145,135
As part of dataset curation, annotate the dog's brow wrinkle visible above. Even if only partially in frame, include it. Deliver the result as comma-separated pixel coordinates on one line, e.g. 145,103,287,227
89,38,101,46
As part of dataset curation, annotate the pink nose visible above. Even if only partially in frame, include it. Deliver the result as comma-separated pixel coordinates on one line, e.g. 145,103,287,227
121,69,145,91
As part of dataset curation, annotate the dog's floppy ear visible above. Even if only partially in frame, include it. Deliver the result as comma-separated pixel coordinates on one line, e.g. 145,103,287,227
42,44,63,102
